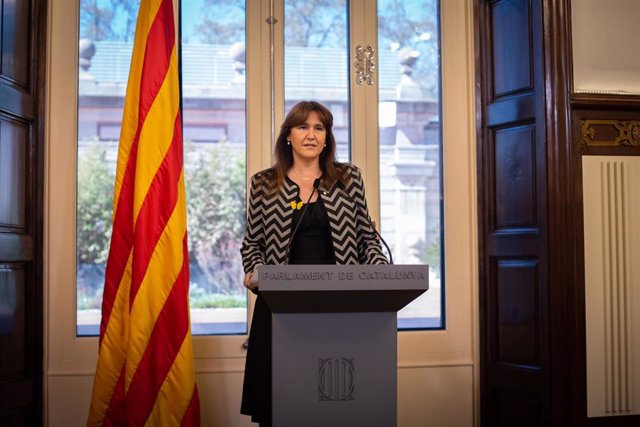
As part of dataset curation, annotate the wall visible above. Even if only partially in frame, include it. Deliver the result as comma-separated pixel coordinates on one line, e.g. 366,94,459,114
44,0,478,425
572,0,640,95
568,0,640,424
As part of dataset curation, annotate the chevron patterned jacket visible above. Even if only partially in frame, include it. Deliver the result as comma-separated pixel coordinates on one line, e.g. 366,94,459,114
240,164,389,273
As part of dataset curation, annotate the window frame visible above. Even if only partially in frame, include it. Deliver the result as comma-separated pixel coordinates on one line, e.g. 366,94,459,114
46,0,478,405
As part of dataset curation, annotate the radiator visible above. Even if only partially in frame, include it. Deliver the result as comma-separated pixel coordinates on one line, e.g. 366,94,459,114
583,156,640,417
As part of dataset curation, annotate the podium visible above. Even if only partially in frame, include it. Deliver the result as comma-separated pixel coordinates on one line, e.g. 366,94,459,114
254,264,428,427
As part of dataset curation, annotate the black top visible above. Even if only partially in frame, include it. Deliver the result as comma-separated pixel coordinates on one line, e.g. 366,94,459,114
241,197,336,424
289,199,336,265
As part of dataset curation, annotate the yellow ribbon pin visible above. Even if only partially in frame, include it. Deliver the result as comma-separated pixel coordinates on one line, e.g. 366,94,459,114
290,201,304,210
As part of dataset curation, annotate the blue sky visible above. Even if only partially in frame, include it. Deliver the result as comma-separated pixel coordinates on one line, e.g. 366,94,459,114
181,0,205,40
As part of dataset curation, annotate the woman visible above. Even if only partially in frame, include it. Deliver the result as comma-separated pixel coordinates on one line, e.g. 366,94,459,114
240,101,388,426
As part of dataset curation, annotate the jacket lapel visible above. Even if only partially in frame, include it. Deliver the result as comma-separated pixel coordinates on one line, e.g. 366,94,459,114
262,178,297,264
319,181,359,264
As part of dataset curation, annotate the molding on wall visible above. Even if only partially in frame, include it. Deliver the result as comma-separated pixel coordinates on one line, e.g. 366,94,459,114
571,92,640,110
581,120,640,147
398,360,473,369
48,360,476,377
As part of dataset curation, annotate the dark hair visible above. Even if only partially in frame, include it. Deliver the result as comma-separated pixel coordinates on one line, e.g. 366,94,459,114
268,101,348,190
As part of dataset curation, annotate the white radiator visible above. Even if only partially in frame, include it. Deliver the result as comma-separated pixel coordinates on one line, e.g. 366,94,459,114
583,156,640,417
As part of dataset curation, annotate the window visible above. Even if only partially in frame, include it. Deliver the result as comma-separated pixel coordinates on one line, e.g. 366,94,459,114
76,0,443,335
377,0,443,329
77,0,247,336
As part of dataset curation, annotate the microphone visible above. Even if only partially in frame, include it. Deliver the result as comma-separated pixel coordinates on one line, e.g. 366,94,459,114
337,180,394,265
284,178,321,264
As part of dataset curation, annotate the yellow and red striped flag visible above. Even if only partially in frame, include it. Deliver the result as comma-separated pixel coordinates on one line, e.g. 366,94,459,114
87,0,200,425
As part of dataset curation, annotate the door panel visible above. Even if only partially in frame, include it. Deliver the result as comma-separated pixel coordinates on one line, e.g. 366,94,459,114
0,120,28,228
494,258,539,366
494,389,540,427
490,0,532,97
477,0,549,425
0,0,44,424
0,265,27,376
1,0,31,87
493,124,537,228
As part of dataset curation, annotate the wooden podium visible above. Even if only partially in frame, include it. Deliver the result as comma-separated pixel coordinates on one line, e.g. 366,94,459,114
253,265,428,427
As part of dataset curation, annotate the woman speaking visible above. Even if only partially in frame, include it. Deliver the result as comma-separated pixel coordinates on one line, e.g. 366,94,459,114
240,101,388,426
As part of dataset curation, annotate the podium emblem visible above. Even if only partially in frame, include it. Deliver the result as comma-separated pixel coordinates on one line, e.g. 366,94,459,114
318,358,355,401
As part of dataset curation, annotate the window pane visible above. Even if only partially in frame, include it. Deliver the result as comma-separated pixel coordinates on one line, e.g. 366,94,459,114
284,0,350,162
181,1,247,335
377,0,443,329
76,0,247,336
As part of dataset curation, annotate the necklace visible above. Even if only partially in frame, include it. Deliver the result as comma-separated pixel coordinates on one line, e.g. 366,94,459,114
293,169,318,182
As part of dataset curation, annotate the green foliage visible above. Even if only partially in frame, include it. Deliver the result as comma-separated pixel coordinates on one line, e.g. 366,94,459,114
76,141,247,310
77,144,115,264
423,238,441,278
413,230,441,277
77,278,248,310
189,282,246,309
184,142,246,294
77,282,104,310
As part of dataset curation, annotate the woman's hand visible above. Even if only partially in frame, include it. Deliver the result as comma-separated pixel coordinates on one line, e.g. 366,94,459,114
243,271,254,289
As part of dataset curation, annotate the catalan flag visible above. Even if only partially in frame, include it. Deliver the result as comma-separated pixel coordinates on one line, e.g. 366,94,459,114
87,0,200,425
